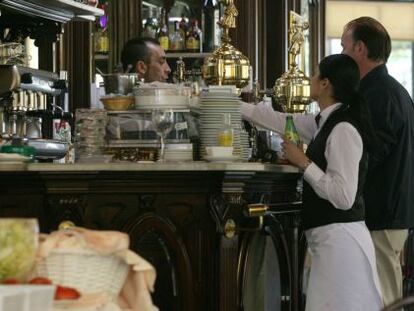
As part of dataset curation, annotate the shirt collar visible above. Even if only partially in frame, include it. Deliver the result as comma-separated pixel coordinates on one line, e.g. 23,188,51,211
317,103,343,129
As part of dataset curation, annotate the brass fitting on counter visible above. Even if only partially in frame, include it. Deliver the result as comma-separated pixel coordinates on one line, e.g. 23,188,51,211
58,220,75,230
245,203,269,218
223,203,269,238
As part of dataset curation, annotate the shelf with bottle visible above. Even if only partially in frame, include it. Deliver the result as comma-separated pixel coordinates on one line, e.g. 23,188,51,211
141,1,221,55
93,0,109,73
162,17,206,55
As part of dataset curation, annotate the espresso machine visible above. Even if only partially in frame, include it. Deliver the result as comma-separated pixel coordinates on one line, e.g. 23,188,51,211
0,65,70,159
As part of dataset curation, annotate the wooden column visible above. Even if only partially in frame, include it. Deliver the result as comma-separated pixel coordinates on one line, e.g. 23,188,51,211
264,0,289,89
108,0,142,73
231,0,256,74
61,21,93,112
309,0,325,70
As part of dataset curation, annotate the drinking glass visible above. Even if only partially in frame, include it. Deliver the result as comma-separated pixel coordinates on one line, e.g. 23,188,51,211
74,108,107,162
151,109,174,162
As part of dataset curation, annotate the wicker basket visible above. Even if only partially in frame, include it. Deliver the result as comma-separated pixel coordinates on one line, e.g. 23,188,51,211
33,249,129,299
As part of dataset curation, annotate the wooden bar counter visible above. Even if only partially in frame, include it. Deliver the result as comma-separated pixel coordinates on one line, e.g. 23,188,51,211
0,162,303,311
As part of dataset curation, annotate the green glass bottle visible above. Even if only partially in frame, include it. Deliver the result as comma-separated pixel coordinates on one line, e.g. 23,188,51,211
284,115,300,145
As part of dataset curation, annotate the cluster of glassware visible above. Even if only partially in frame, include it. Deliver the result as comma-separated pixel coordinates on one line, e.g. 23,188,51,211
74,108,107,162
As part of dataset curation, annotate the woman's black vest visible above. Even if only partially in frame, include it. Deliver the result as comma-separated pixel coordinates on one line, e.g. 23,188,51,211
302,107,368,230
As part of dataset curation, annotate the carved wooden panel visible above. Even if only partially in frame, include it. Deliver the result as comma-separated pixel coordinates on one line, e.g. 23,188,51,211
238,219,293,311
0,169,302,310
0,195,46,230
46,194,87,231
124,212,196,311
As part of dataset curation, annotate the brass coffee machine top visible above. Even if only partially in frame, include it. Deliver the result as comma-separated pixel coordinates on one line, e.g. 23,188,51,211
202,0,250,89
274,11,311,113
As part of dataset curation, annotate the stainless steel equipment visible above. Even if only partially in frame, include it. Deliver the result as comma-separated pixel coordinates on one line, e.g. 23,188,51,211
0,65,70,159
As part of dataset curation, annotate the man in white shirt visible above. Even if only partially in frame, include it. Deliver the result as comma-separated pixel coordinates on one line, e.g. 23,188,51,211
121,37,171,82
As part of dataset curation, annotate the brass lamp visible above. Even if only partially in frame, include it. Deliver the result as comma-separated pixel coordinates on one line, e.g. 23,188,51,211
274,11,311,113
202,0,250,89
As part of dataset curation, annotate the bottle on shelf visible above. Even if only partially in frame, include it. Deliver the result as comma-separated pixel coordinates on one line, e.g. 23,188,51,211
143,7,158,39
202,0,220,52
157,8,169,51
179,14,188,43
186,19,202,53
169,21,184,52
95,28,109,53
174,57,186,84
94,1,108,54
218,113,234,147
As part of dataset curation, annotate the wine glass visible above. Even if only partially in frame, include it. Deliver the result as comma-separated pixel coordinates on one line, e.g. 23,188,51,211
151,109,175,162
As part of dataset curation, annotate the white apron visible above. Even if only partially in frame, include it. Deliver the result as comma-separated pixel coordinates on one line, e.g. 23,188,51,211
305,221,383,311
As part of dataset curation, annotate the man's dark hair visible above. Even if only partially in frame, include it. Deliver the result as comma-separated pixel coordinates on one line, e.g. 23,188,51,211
345,17,391,63
120,37,160,72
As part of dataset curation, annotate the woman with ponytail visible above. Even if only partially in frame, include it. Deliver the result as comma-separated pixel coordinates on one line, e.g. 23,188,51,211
241,54,382,310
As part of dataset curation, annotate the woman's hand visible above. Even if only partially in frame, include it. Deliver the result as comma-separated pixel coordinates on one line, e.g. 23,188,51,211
282,137,310,170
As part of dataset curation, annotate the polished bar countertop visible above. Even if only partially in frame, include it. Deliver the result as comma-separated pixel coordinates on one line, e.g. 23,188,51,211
0,162,299,173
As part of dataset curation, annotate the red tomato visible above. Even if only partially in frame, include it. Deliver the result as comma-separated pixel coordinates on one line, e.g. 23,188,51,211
29,277,53,285
2,278,19,284
54,285,81,300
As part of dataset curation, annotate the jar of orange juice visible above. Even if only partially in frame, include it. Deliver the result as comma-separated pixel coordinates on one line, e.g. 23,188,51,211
218,113,233,147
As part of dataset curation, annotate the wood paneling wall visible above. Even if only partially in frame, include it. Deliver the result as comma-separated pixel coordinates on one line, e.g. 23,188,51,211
108,0,142,73
310,0,325,70
265,0,288,90
60,21,93,112
231,0,257,79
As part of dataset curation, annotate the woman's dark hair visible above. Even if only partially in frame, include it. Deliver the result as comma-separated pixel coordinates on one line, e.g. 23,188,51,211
120,37,160,72
318,54,377,151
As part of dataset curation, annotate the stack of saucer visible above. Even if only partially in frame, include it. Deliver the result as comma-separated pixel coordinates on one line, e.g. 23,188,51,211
160,143,193,162
199,91,249,161
204,146,238,162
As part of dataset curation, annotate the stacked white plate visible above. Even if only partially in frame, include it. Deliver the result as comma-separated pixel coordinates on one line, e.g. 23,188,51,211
134,85,191,110
135,94,190,110
199,91,250,161
160,143,193,162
